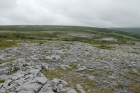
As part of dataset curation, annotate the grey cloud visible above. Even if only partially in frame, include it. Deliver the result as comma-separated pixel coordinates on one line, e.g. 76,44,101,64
0,0,17,9
0,0,140,27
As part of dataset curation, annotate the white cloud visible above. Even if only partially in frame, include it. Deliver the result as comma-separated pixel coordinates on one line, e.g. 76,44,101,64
0,0,140,27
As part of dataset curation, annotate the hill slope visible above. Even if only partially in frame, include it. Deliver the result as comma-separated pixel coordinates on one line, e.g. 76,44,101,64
0,25,140,93
0,25,140,41
109,27,140,35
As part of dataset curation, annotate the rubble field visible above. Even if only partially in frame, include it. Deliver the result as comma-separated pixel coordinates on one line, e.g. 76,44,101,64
0,40,140,93
0,25,140,93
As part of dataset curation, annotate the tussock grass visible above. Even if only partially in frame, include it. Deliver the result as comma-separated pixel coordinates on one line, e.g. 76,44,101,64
0,40,17,49
118,82,125,88
69,63,78,68
74,85,81,93
0,80,5,83
130,84,140,93
0,58,15,64
42,69,62,80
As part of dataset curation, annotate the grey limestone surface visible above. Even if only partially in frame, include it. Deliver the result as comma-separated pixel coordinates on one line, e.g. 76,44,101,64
0,41,140,93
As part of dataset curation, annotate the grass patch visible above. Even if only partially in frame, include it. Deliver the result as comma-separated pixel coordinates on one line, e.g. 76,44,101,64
93,87,115,93
118,82,125,88
130,85,140,93
65,83,72,87
1,25,140,42
0,31,65,40
74,85,81,93
0,80,5,83
0,40,17,49
45,59,52,64
0,58,15,64
23,64,28,67
110,33,140,41
96,44,114,49
41,69,62,80
70,63,78,68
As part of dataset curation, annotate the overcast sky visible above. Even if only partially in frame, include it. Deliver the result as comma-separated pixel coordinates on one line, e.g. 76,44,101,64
0,0,140,27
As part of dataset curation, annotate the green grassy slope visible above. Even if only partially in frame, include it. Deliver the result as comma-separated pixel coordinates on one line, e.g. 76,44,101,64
0,25,140,41
109,28,140,35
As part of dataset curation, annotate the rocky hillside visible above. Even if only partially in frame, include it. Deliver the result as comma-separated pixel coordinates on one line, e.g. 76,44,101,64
0,40,139,93
0,25,140,93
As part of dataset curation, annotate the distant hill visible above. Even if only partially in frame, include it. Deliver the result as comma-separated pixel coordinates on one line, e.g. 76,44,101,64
109,28,140,35
0,25,140,41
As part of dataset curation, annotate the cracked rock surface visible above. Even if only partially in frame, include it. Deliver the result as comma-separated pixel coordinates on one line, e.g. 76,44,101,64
0,41,140,93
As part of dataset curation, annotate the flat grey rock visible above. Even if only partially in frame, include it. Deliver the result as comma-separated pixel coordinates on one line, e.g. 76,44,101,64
67,88,77,93
0,83,3,89
132,69,138,74
60,64,71,70
77,66,87,71
11,75,20,80
42,63,49,70
88,75,95,81
52,78,68,85
39,82,53,93
76,84,85,93
31,77,48,85
19,90,36,93
0,41,140,93
3,79,13,87
22,82,42,92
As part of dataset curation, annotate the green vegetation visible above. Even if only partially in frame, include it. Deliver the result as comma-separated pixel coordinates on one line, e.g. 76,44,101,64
118,82,125,89
74,85,81,93
0,25,139,92
0,80,5,83
109,27,140,35
130,84,140,93
0,40,17,49
45,59,52,64
0,25,140,50
92,87,115,93
69,63,78,68
41,69,62,80
0,31,65,40
0,58,15,64
97,44,114,49
109,33,139,41
0,25,140,41
23,64,28,67
41,66,97,92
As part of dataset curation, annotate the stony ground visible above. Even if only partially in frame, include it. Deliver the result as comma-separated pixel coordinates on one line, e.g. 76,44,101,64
0,40,140,93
